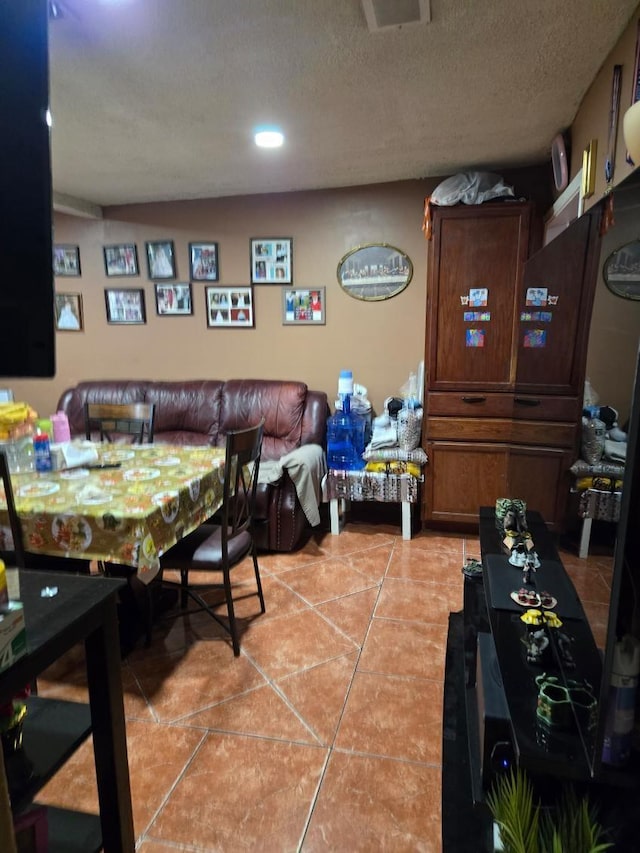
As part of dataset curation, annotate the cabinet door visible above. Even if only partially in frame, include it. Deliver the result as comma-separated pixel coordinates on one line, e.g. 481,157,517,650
425,440,508,525
516,209,601,395
508,445,574,529
427,203,532,392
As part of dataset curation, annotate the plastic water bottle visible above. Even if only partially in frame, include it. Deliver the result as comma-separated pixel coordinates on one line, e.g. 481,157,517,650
326,370,366,470
33,432,52,472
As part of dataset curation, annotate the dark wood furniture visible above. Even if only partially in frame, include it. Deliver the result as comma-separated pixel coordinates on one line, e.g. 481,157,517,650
423,202,602,528
0,570,134,852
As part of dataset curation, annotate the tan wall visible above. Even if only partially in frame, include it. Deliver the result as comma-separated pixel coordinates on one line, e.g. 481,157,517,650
12,181,439,419
570,11,639,200
570,9,640,422
12,166,551,422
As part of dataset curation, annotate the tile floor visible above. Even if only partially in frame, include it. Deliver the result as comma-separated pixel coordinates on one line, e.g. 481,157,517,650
35,521,613,852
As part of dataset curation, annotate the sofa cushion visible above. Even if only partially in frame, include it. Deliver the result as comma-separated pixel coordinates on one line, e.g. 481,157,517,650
144,381,223,443
218,379,307,460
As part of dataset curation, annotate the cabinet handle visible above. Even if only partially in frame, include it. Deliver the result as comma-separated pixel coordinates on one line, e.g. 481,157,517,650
461,396,486,404
514,397,541,406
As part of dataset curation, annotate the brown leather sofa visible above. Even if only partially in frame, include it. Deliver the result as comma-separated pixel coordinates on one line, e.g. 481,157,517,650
56,379,328,552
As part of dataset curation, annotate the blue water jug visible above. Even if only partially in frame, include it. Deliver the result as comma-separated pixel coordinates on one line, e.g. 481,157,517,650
326,393,366,470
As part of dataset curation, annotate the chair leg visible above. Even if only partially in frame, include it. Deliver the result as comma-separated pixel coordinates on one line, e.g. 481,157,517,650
222,568,240,656
180,569,189,609
252,547,265,614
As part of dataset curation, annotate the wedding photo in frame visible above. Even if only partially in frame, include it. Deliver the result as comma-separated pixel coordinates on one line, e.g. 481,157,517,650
282,287,325,325
55,292,83,331
155,282,193,315
146,240,176,279
206,286,254,328
189,241,219,281
103,243,139,277
250,237,292,284
105,287,146,324
53,244,81,277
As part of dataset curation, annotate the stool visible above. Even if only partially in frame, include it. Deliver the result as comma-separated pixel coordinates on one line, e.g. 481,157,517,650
325,469,422,540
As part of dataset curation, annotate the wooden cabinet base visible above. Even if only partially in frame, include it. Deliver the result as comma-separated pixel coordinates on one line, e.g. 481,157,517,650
424,441,572,529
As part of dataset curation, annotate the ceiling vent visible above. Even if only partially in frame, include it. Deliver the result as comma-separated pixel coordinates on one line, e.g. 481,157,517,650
361,0,431,31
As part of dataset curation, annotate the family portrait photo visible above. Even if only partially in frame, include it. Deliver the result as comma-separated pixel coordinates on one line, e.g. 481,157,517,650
282,287,325,325
155,283,193,315
53,245,81,277
206,286,254,327
250,238,292,284
105,288,146,324
146,240,176,279
103,244,138,277
189,242,219,281
55,292,83,331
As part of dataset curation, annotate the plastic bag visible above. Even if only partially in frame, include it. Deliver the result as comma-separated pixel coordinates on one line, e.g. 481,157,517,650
431,171,515,206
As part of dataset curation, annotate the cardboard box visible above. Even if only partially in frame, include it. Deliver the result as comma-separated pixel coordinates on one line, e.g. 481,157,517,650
0,601,26,672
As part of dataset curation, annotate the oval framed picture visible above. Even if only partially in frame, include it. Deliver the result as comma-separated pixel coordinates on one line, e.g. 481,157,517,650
603,239,640,300
551,133,568,192
337,243,413,302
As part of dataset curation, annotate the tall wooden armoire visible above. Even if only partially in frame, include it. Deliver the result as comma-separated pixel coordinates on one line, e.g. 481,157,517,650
423,201,602,529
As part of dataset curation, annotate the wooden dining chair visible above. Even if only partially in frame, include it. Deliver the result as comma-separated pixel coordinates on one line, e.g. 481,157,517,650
84,402,155,444
159,419,266,656
0,451,26,569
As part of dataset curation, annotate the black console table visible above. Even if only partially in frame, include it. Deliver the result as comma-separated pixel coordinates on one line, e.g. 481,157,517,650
464,508,603,801
0,570,134,852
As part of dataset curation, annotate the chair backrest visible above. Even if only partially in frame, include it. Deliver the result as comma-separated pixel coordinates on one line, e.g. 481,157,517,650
0,451,26,569
84,402,155,444
221,419,265,545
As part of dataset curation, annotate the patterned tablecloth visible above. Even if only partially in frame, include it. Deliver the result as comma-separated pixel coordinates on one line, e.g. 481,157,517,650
0,444,225,583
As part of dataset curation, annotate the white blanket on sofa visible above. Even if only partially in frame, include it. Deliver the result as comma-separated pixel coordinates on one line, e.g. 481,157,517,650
258,443,327,526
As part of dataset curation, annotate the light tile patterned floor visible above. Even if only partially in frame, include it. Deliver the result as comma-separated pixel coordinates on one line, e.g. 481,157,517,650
35,521,612,851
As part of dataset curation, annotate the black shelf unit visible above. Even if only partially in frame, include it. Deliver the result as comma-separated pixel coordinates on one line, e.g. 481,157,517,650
5,696,101,849
0,571,133,852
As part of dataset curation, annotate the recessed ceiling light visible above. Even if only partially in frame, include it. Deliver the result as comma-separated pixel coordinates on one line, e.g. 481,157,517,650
255,129,284,148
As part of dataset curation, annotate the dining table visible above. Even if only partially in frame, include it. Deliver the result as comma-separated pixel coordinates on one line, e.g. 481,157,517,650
0,442,226,584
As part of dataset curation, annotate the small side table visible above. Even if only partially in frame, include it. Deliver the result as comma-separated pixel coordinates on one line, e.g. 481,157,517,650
577,486,622,558
325,468,422,540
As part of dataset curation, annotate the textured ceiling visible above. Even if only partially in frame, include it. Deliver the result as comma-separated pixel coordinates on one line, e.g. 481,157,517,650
48,0,639,207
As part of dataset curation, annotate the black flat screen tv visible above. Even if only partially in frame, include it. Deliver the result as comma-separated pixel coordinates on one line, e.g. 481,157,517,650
0,0,55,378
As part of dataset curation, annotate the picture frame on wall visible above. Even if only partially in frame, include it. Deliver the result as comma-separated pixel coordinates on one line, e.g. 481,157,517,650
337,242,413,302
250,237,292,284
53,244,81,277
282,287,325,325
103,243,139,277
189,242,219,281
55,292,83,332
104,287,146,324
145,240,176,279
206,286,254,328
155,282,193,315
